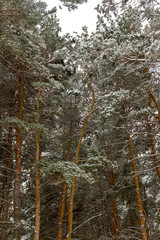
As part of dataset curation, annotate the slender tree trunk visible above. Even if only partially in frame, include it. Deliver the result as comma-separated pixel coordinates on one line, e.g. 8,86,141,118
66,176,76,240
128,198,136,240
66,78,96,240
34,76,42,240
147,121,160,179
140,69,160,123
143,185,151,240
56,127,66,240
88,203,94,240
14,65,24,240
148,90,160,122
111,197,120,240
147,94,160,179
104,140,120,239
98,174,106,236
57,98,73,240
1,127,13,240
139,72,160,178
94,206,102,238
109,171,120,239
127,132,148,240
57,183,67,240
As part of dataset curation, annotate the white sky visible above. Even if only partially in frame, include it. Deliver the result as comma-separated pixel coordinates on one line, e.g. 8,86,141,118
44,0,101,34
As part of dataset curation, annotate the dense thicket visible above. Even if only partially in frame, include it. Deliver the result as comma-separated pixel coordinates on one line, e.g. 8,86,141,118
0,0,160,240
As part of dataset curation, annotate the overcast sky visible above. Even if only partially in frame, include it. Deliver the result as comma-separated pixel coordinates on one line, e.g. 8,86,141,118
44,0,101,34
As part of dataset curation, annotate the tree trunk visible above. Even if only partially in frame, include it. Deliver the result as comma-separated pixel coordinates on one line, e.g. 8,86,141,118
88,203,94,240
98,174,106,236
111,197,120,240
14,65,24,240
147,121,160,180
34,76,42,240
57,98,73,240
66,78,96,240
141,68,160,123
104,141,120,239
148,90,160,122
1,127,13,240
109,170,120,239
94,206,102,238
143,185,151,240
127,132,148,240
147,94,160,180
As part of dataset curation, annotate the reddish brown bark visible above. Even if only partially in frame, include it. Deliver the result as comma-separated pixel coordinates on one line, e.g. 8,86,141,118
66,176,76,240
98,174,106,236
147,121,160,179
111,198,120,240
138,71,160,179
56,154,67,240
148,91,160,123
56,98,73,240
109,172,120,239
34,76,42,240
34,165,40,240
143,186,151,240
147,94,160,180
109,173,120,239
138,69,160,123
148,90,160,117
66,98,73,162
14,65,24,240
88,203,94,240
1,127,13,240
127,132,148,240
57,183,67,240
94,206,102,237
66,77,96,240
104,141,120,239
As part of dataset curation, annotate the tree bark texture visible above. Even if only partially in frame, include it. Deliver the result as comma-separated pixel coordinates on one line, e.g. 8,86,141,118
57,98,73,240
127,132,148,240
104,141,120,239
143,186,151,240
1,127,13,240
34,76,42,240
14,65,24,240
147,121,160,180
147,94,160,180
94,206,102,237
66,76,96,240
98,174,106,236
88,203,94,240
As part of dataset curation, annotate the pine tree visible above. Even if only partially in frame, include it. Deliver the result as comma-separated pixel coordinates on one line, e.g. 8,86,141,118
0,1,160,239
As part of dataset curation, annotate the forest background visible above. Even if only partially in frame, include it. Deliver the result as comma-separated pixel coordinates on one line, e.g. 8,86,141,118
0,0,160,240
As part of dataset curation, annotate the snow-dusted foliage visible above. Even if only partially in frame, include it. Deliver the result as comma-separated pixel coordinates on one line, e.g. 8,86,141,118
0,0,160,240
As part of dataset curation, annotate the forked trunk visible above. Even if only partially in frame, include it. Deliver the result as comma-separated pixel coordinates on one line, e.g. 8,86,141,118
66,76,96,240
